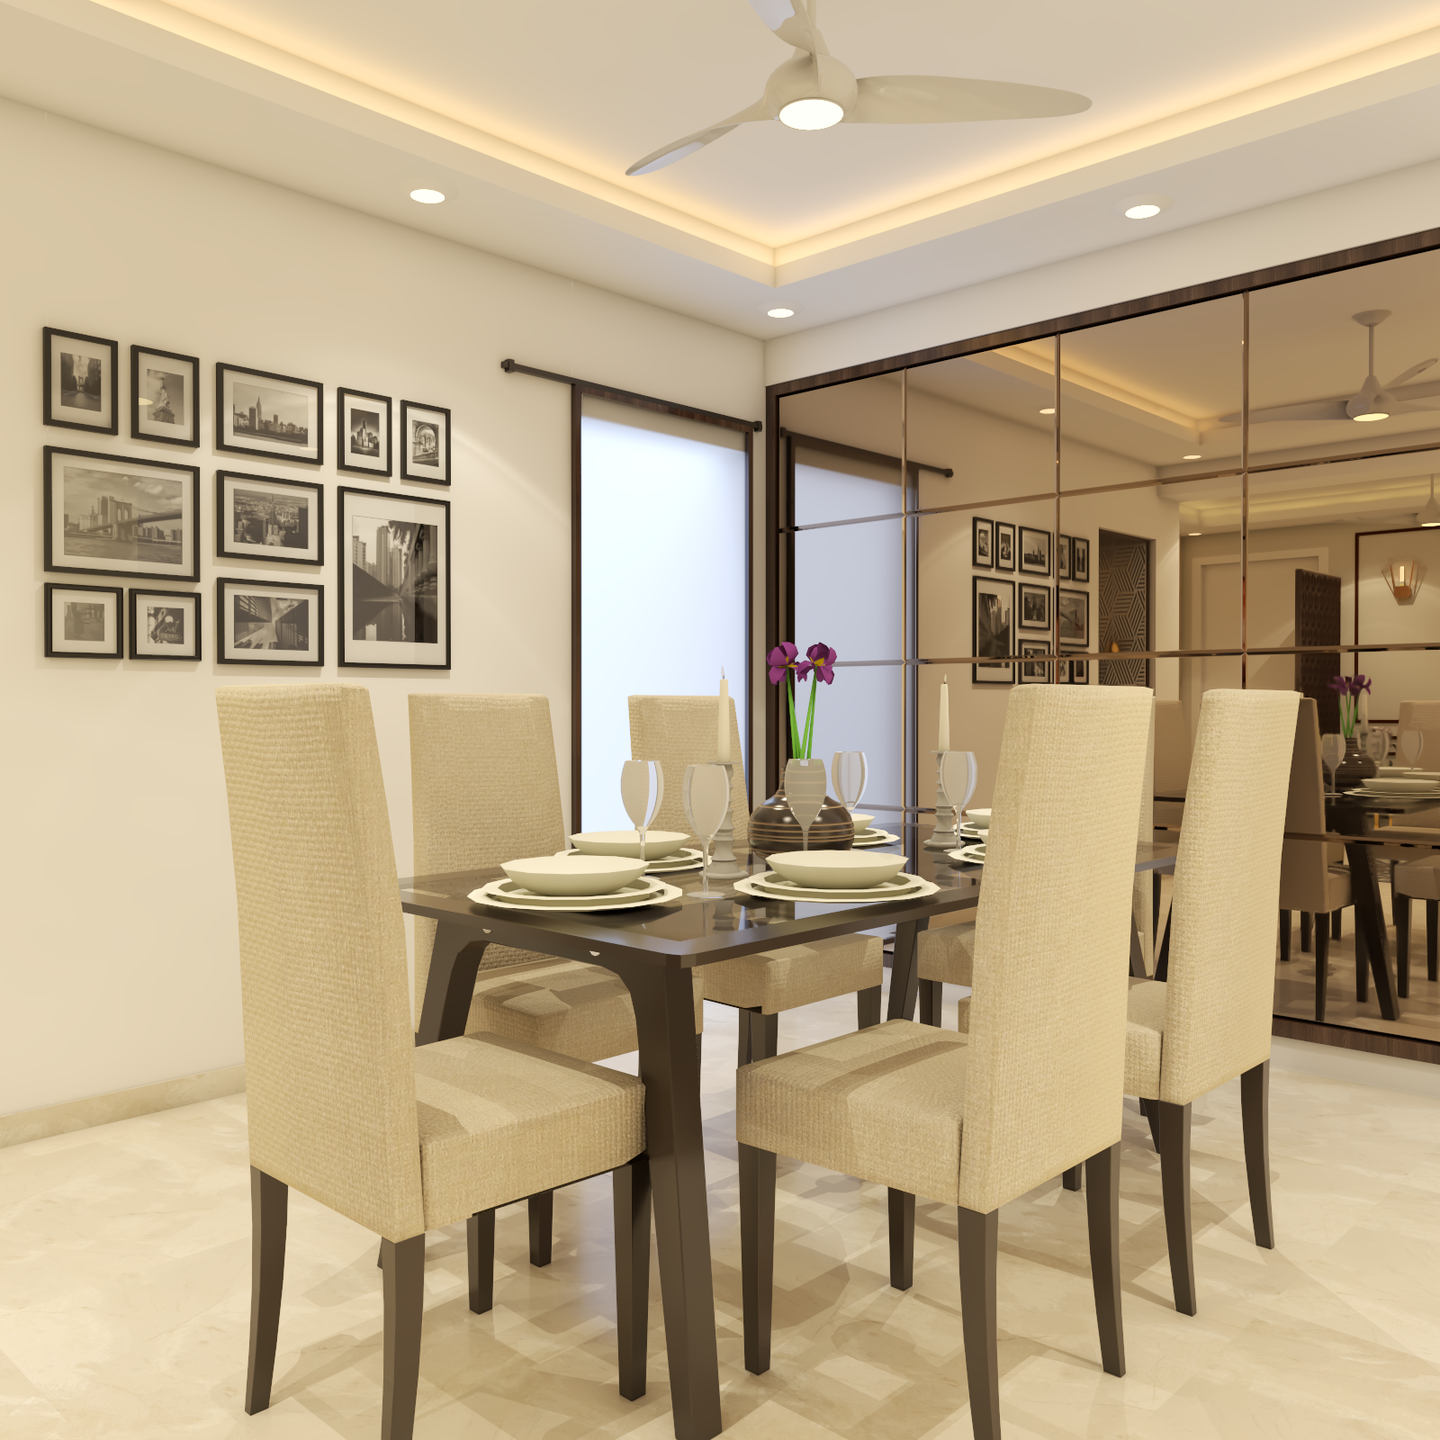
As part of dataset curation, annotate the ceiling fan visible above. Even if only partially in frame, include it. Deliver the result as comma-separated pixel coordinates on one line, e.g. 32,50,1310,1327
625,0,1090,177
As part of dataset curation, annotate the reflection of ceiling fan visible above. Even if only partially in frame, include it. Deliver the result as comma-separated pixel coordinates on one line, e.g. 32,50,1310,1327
625,0,1090,176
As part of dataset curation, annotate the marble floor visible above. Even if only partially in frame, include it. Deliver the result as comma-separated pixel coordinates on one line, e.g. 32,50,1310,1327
3,989,1439,1440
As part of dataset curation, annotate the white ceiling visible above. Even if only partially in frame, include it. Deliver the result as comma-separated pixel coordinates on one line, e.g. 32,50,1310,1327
5,0,1440,336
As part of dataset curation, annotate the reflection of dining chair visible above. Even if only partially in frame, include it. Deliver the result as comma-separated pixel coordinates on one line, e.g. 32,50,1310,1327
629,695,883,1064
1153,698,1190,828
217,685,652,1433
735,687,1154,1440
1397,701,1440,765
1392,856,1440,996
1125,688,1299,1314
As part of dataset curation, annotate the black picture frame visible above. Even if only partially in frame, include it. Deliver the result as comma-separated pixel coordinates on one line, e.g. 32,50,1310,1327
215,471,324,566
44,582,122,658
1018,582,1051,631
216,363,323,465
1061,648,1089,685
338,486,451,669
44,446,201,582
1072,535,1090,583
216,576,324,666
994,520,1015,572
972,574,1014,685
1057,587,1090,646
130,345,200,448
1019,525,1052,576
1019,640,1051,684
1057,534,1072,580
399,400,451,484
129,587,202,660
971,516,993,568
338,387,393,477
44,327,118,435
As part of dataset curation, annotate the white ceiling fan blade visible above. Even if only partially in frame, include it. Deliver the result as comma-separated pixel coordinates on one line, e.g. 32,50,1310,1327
1386,400,1440,415
626,101,770,176
1386,358,1439,390
1241,400,1353,424
745,0,820,53
846,74,1090,124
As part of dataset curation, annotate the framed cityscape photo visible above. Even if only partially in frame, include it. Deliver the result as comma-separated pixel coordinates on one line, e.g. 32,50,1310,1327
1018,582,1051,631
994,520,1015,572
1057,587,1090,646
216,471,323,566
216,363,323,465
131,345,199,448
339,486,451,669
44,582,122,658
1019,525,1051,576
972,516,993,568
129,588,201,660
972,574,1014,686
1072,535,1090,583
1057,534,1072,581
217,577,323,665
400,400,450,484
338,387,392,477
44,447,200,582
1019,640,1052,684
44,328,118,434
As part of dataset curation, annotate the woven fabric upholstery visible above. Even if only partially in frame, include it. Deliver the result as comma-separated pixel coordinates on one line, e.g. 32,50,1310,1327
414,1032,644,1229
1279,699,1349,914
1395,855,1440,900
917,926,974,986
1155,688,1299,1106
698,935,882,1012
628,695,749,850
1124,978,1167,1098
1134,703,1156,970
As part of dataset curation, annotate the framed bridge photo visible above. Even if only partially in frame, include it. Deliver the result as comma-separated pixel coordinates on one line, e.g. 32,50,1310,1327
44,446,200,582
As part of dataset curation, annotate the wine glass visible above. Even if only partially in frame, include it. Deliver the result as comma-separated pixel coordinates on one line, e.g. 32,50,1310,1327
1363,726,1390,769
620,759,664,863
940,750,978,820
832,751,868,824
1320,733,1345,795
1399,728,1425,770
683,764,731,898
784,757,828,851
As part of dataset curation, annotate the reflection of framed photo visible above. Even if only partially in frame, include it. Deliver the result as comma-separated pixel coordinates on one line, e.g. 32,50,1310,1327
1061,648,1088,685
400,400,450,484
995,521,1015,572
131,345,199,447
217,577,323,665
129,588,201,660
216,471,323,566
44,582,122,658
338,387,392,476
1058,587,1089,646
972,574,1014,686
1057,534,1072,580
44,446,200,582
1020,641,1052,684
338,486,451,669
1072,536,1090,583
1018,582,1051,631
972,516,993,568
216,363,323,465
44,328,118,435
1019,526,1051,576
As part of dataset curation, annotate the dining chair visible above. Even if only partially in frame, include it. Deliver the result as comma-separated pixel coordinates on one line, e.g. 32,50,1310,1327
628,694,883,1065
216,684,652,1438
1392,855,1440,996
736,685,1154,1440
1124,687,1299,1315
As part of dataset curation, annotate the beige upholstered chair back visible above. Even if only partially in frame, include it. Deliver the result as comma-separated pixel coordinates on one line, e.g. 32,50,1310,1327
958,686,1153,1215
628,695,749,850
1397,702,1440,764
1154,699,1191,796
1160,688,1300,1106
216,684,425,1241
409,694,567,1004
1279,699,1331,912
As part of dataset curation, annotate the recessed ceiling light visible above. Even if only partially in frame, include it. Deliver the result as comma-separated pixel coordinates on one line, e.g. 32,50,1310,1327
1126,204,1161,219
1352,410,1389,422
1188,531,1202,536
1182,453,1202,460
1114,192,1172,220
1039,407,1055,415
767,307,795,319
409,188,445,204
779,98,844,130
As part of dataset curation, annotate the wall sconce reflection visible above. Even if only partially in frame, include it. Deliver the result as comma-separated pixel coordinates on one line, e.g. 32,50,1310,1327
1383,558,1425,603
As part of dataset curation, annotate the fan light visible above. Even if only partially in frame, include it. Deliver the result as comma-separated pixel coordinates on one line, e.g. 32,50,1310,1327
1353,410,1389,422
779,98,844,130
1183,453,1202,460
409,188,445,204
767,307,795,318
1039,407,1055,415
1417,475,1440,527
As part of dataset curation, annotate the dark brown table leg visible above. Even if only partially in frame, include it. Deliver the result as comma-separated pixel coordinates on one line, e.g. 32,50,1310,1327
887,919,929,1021
415,923,490,1044
1333,826,1400,1021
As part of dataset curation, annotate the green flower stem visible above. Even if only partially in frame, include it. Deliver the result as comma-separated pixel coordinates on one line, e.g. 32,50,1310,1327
802,675,818,759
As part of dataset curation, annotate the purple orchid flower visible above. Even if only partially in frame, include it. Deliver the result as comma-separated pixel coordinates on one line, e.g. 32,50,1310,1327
806,642,838,684
767,641,798,685
1355,674,1372,694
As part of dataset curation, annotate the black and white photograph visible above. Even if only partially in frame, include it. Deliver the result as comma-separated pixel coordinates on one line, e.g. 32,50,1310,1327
338,487,451,668
44,583,122,658
216,363,323,465
1058,533,1072,580
129,588,201,660
972,516,993,568
1061,649,1089,685
44,328,118,435
338,388,392,476
995,520,1015,572
1019,525,1052,576
972,574,1014,686
217,577,324,666
1057,586,1090,646
1018,582,1051,631
1020,640,1052,684
131,345,199,447
44,447,200,582
215,471,323,566
399,400,451,484
1072,535,1090,583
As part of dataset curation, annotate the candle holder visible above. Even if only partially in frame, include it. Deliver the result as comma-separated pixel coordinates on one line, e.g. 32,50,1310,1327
705,760,749,880
924,750,961,850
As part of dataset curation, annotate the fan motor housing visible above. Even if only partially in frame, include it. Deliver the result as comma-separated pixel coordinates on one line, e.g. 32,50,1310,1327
764,52,858,118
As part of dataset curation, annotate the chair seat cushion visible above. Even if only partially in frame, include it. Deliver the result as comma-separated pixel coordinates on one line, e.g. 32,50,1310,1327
1394,854,1440,900
699,934,882,1013
918,926,974,986
414,1032,644,1230
736,1018,969,1206
1125,978,1167,1099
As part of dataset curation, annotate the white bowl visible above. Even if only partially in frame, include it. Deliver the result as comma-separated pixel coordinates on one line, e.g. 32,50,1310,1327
766,850,907,889
1360,777,1440,794
851,812,875,834
570,830,688,860
965,809,992,830
501,854,646,896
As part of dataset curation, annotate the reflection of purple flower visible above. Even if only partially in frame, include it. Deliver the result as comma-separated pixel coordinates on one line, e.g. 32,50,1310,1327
806,642,838,684
1355,673,1372,694
767,642,798,685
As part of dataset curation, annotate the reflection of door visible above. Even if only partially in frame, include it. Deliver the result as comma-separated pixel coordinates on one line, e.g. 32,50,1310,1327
1098,530,1150,686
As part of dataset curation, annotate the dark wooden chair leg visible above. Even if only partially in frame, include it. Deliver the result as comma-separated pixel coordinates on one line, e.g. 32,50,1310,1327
1314,920,1330,1024
887,1189,915,1290
528,1191,553,1267
857,984,882,1029
245,1167,288,1416
739,1142,776,1376
1241,1061,1274,1250
1153,871,1161,936
1332,909,1342,940
1300,910,1313,953
1085,1142,1125,1377
1155,912,1172,983
1429,899,1438,981
380,1234,426,1440
1395,892,1412,1000
1062,1165,1082,1191
1157,1101,1196,1316
1139,1096,1161,1152
614,1156,652,1401
466,1209,495,1314
737,1008,778,1068
1355,914,1369,1003
957,1207,1001,1440
918,978,942,1027
1278,908,1291,963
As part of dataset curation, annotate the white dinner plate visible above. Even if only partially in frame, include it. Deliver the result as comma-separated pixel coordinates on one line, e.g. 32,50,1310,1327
852,829,901,848
734,873,938,904
470,877,681,912
948,844,987,865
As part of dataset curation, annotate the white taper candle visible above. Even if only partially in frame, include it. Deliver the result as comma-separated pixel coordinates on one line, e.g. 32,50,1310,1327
938,674,950,752
717,670,731,762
